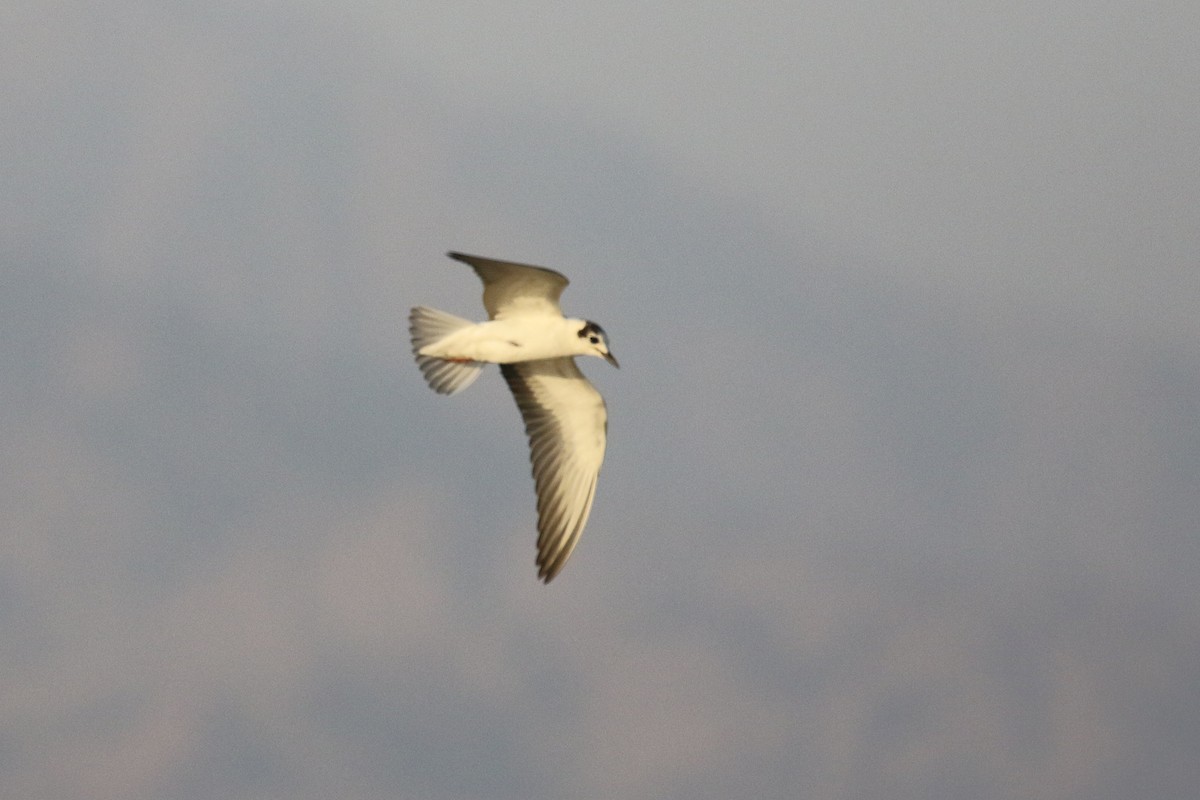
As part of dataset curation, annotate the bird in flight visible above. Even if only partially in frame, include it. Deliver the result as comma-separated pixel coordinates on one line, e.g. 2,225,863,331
410,252,619,583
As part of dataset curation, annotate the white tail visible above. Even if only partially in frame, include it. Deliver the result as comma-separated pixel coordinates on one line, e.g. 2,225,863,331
409,306,484,395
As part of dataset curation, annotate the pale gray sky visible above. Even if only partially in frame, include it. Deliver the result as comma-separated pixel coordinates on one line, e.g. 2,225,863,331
4,2,1199,798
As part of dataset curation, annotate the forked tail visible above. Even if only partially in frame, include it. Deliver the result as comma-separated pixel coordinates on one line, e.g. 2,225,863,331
409,306,484,395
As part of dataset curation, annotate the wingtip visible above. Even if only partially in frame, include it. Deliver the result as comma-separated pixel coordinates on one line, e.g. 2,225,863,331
537,544,575,584
447,251,491,269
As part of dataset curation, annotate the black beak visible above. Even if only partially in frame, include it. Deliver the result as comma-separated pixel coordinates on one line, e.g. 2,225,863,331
604,351,620,368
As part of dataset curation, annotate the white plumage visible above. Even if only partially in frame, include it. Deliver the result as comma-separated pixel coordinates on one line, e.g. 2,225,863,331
410,252,618,583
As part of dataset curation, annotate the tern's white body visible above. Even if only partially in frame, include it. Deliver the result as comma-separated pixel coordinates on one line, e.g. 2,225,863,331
409,252,618,583
417,315,599,364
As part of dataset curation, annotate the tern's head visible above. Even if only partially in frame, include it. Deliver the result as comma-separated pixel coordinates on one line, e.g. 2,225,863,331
577,320,619,368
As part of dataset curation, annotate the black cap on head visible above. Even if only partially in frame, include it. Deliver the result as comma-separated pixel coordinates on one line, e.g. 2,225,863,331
577,321,607,338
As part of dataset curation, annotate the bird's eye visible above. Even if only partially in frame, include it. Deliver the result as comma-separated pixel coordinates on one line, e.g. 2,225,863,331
589,336,599,344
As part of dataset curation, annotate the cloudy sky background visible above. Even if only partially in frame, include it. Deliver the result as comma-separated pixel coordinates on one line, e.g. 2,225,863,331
4,2,1199,798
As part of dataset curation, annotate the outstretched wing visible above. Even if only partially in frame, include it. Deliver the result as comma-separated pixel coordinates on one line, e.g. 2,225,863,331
501,358,608,583
448,252,569,320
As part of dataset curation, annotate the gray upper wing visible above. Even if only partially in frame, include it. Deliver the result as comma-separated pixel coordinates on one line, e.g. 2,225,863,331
448,252,570,320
